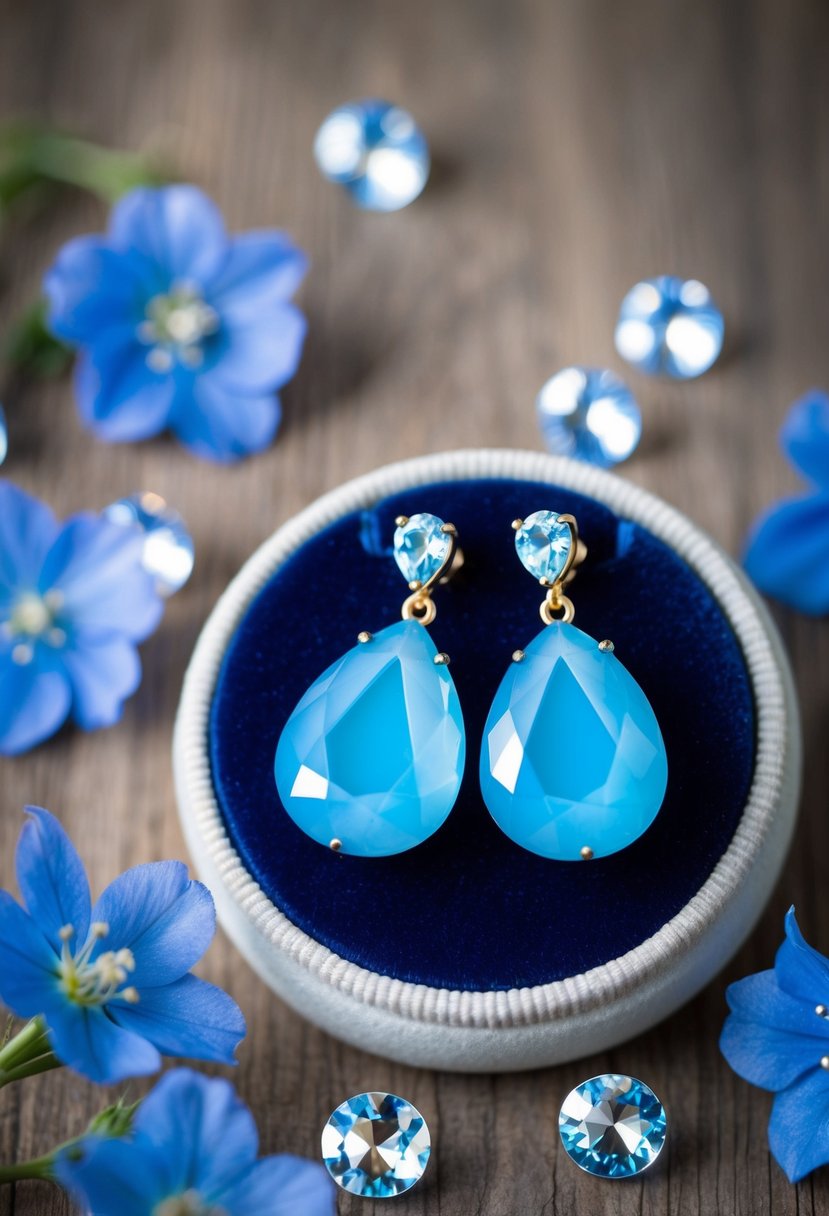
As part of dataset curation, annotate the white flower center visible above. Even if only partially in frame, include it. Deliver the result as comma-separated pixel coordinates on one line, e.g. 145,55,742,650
138,284,220,373
154,1191,226,1216
3,590,66,665
57,922,140,1008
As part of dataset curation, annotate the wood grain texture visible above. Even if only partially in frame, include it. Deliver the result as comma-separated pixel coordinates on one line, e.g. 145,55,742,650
0,0,827,1212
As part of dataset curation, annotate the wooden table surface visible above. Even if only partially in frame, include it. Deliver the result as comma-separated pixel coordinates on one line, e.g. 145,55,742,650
1,1,828,1212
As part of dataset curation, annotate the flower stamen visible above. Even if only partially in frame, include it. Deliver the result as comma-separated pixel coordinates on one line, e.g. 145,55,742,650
139,285,219,374
57,921,139,1008
4,590,67,660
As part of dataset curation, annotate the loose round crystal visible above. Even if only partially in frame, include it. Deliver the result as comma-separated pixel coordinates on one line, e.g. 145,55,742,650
514,511,572,584
559,1074,667,1178
314,99,430,211
322,1091,431,1198
104,492,194,596
0,403,7,467
615,276,724,379
536,367,641,467
393,512,450,585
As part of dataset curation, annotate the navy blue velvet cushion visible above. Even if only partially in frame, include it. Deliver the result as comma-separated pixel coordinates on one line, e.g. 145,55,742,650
210,478,755,990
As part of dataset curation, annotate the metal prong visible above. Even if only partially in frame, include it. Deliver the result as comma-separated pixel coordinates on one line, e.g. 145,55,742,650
817,1005,829,1018
440,522,457,535
598,639,615,653
511,518,523,531
539,577,551,587
357,631,373,644
580,846,594,861
329,838,342,852
395,515,409,527
512,649,526,663
408,579,422,591
821,1055,829,1070
434,652,450,666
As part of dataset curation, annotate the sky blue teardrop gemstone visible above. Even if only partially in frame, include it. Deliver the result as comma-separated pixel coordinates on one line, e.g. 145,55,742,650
275,620,465,857
480,623,667,860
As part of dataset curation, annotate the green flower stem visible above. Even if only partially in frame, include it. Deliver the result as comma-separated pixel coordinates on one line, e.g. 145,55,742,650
0,1051,61,1087
0,1017,48,1072
0,1153,57,1184
20,129,164,203
0,1096,139,1186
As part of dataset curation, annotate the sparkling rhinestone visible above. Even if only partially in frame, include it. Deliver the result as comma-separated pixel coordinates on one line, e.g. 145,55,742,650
275,620,465,857
536,367,641,467
615,276,724,379
514,511,573,584
0,403,7,466
393,513,450,585
322,1091,431,1198
559,1074,667,1178
314,99,429,211
103,492,194,596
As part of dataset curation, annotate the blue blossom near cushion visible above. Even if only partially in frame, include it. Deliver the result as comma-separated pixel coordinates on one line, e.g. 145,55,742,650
720,908,829,1182
0,806,245,1084
0,479,165,755
56,1067,334,1215
744,389,829,614
44,184,308,462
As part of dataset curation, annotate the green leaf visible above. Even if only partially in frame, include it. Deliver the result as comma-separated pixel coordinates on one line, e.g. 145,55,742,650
4,300,73,379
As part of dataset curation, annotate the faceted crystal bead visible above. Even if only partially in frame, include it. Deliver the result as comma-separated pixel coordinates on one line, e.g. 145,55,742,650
393,512,450,585
104,492,194,596
559,1074,667,1177
514,511,572,584
314,99,429,211
615,276,724,378
0,404,6,467
480,622,667,860
275,620,465,856
536,367,641,467
322,1092,431,1198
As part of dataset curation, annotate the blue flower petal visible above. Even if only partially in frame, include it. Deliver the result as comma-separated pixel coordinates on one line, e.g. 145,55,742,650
73,332,177,442
44,236,150,345
110,973,244,1065
56,1135,171,1216
743,492,829,615
0,481,60,594
170,379,280,463
109,186,228,285
727,969,829,1037
0,655,72,756
781,389,829,489
720,1012,827,1091
40,514,163,642
16,807,91,951
91,863,215,988
776,908,829,1003
134,1069,259,1198
0,891,58,1017
220,1155,335,1216
210,232,308,312
61,634,142,729
44,1000,160,1083
210,303,306,394
769,1067,829,1182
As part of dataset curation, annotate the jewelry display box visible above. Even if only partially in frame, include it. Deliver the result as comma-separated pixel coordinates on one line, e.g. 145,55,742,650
173,449,801,1072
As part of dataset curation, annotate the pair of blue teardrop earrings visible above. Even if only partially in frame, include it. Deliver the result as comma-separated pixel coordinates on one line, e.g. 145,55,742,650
274,510,668,861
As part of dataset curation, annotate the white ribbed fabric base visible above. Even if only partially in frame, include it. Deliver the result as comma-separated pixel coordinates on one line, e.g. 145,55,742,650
173,450,801,1072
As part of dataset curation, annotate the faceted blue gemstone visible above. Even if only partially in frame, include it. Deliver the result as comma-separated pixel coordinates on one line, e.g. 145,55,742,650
104,492,194,596
514,511,572,584
275,620,465,856
393,512,450,586
559,1074,667,1177
536,367,641,467
314,99,429,211
480,622,667,860
322,1092,431,1198
615,275,724,379
0,404,6,466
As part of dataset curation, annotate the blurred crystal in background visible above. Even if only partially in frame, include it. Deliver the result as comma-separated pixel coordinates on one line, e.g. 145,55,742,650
0,405,7,467
536,367,642,467
615,276,724,379
314,99,429,211
104,492,194,596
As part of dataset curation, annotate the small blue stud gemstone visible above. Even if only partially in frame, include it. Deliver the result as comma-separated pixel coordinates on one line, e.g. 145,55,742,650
104,492,194,596
480,622,667,860
393,512,450,585
322,1092,431,1198
536,367,642,467
275,620,465,856
559,1074,667,1178
314,99,430,211
0,404,7,466
615,275,724,378
514,511,573,584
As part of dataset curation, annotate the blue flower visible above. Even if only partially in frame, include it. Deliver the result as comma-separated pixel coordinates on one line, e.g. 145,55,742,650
744,389,829,614
0,480,164,755
44,185,308,463
0,807,245,1084
721,908,829,1182
56,1067,334,1216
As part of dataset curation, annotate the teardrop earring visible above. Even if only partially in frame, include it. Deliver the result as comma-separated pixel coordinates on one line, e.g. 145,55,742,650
479,510,668,861
274,513,466,857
